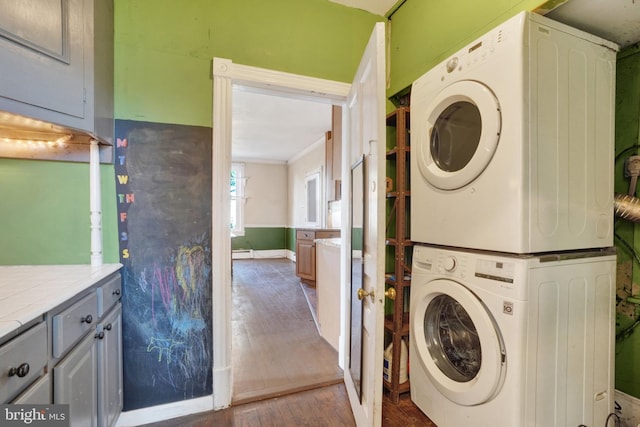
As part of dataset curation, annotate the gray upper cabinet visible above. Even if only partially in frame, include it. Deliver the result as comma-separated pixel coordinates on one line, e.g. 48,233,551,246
0,0,114,144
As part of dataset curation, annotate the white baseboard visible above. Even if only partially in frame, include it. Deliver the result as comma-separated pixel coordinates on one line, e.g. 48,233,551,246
232,249,290,260
116,395,214,426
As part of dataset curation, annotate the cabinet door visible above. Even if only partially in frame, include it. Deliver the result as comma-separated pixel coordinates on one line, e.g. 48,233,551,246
296,239,316,281
54,332,98,427
0,0,86,123
97,304,122,427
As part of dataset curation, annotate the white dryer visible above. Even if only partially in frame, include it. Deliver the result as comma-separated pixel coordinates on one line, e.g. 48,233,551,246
410,244,616,427
410,11,618,254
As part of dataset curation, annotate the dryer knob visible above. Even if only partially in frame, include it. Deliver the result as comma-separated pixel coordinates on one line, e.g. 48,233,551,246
446,57,458,73
443,256,457,272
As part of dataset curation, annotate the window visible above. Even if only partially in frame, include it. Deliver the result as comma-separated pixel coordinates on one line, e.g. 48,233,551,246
230,163,245,236
305,169,322,227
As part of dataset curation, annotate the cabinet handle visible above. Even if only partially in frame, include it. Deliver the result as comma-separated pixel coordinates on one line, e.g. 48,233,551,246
8,363,30,378
112,289,121,296
105,323,112,331
81,314,93,324
95,331,105,340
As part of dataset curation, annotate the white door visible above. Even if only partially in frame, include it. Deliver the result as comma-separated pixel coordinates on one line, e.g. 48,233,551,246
343,22,386,427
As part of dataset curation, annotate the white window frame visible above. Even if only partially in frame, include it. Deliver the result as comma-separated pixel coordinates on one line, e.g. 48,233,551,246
230,162,245,236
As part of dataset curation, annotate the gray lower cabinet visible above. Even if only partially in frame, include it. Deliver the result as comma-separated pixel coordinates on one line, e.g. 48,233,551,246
52,305,123,427
54,331,99,427
97,304,123,427
52,273,122,427
12,374,51,404
0,270,122,427
0,321,48,403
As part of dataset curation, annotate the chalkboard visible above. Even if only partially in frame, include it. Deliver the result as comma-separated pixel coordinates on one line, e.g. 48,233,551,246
114,120,213,410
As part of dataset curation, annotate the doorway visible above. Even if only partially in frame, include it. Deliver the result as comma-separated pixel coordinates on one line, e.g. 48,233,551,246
212,57,351,409
229,86,342,403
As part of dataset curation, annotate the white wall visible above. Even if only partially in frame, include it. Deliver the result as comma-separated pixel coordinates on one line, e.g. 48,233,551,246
243,162,288,227
288,136,325,228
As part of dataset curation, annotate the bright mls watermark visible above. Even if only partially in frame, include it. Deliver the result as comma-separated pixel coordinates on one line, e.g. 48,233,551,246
0,405,69,426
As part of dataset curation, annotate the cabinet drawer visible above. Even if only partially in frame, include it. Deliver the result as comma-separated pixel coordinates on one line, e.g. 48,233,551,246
97,274,122,318
297,230,316,240
0,322,47,403
53,292,98,358
316,230,340,239
11,373,51,404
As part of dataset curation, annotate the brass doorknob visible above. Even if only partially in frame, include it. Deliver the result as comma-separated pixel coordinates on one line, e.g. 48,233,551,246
385,287,396,300
357,288,374,300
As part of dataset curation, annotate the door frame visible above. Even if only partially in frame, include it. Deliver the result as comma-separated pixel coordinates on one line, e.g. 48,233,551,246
211,58,350,409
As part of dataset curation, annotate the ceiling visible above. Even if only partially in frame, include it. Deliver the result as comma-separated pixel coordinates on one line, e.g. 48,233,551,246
232,87,332,163
328,0,399,16
543,0,640,48
231,0,398,164
232,0,640,164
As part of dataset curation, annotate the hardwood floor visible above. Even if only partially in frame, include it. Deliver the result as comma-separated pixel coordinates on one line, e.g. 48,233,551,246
231,258,343,404
140,381,436,426
140,382,356,427
139,258,436,426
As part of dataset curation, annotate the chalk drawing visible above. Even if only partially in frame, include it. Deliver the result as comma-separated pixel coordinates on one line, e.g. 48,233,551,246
147,337,184,364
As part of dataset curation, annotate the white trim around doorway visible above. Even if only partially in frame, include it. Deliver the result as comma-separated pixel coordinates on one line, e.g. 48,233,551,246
211,58,350,410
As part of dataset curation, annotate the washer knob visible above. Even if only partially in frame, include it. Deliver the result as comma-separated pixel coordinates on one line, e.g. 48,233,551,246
443,256,457,272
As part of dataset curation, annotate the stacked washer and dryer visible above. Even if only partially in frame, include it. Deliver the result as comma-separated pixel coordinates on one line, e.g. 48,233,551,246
409,11,619,427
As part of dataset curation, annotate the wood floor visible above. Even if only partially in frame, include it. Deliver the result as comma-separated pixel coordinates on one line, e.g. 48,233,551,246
140,381,435,426
140,258,436,426
231,258,343,404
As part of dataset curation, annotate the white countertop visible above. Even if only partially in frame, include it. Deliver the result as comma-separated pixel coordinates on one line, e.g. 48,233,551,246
0,264,122,341
315,237,341,247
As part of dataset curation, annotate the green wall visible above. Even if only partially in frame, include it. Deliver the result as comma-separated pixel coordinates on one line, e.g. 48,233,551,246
0,0,380,266
231,227,287,251
230,227,330,253
613,45,640,398
0,158,119,265
286,227,296,252
386,0,547,97
114,0,382,127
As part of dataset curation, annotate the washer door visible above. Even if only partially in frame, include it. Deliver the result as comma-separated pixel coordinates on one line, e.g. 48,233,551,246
412,278,505,406
416,80,501,190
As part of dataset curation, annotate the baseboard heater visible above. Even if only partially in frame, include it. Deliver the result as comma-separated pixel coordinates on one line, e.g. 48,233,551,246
232,249,254,259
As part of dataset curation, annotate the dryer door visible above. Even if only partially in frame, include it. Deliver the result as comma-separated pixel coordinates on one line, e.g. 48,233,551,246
416,80,501,190
411,278,506,406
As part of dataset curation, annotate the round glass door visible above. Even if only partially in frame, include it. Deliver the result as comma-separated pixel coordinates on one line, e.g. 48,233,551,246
425,294,482,383
411,279,505,406
416,80,501,190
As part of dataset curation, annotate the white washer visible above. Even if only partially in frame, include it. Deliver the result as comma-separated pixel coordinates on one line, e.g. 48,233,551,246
410,244,616,427
410,12,618,254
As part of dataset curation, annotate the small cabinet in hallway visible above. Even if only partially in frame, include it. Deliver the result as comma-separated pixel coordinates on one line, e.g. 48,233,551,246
295,229,340,287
